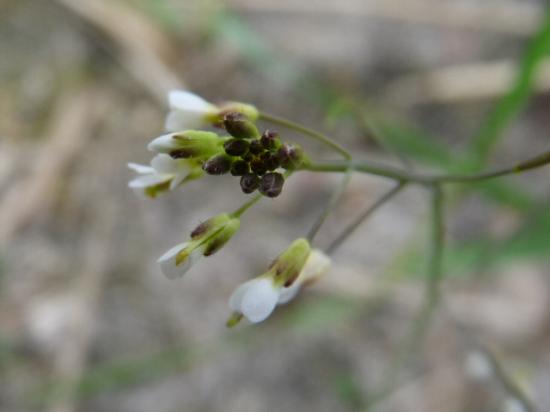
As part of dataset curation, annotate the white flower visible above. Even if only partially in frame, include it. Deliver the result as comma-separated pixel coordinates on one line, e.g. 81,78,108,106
229,277,280,323
157,242,204,279
128,154,195,197
158,214,240,279
164,90,217,132
228,248,331,325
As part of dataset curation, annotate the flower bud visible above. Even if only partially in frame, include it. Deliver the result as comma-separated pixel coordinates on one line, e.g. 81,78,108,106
240,173,260,194
148,131,222,160
250,158,267,176
230,160,249,176
248,139,264,155
223,112,259,139
278,143,304,170
219,102,259,122
203,218,240,256
259,172,284,198
203,154,233,175
269,238,311,287
260,130,280,150
260,152,280,171
223,138,250,156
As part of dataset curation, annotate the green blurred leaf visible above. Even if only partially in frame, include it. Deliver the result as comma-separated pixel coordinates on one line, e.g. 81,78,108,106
467,9,550,169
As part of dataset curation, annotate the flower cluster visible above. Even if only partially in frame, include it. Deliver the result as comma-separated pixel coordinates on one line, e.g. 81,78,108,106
129,90,304,199
129,90,328,325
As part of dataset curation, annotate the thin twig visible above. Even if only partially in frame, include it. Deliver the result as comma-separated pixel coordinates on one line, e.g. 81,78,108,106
327,181,407,254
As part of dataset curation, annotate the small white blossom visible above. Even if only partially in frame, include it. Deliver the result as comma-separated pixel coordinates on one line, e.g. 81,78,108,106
157,242,204,279
158,214,240,279
165,90,217,132
228,248,331,325
464,350,493,381
128,154,194,197
229,277,280,323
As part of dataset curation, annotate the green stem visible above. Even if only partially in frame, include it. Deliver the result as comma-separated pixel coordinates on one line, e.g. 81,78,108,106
230,193,262,218
306,167,353,242
302,149,550,184
259,112,352,160
327,182,407,255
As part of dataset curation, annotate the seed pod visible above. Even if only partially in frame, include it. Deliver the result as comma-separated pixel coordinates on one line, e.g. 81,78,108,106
250,158,267,176
260,130,280,150
224,138,250,156
259,172,284,198
248,139,264,155
240,173,260,194
223,112,259,139
278,144,304,170
203,154,232,175
231,160,249,176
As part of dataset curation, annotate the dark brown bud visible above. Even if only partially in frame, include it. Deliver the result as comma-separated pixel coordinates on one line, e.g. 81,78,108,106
260,152,280,171
250,158,267,176
223,112,259,139
278,144,304,170
169,149,193,159
260,130,280,150
259,172,284,198
241,152,254,162
240,173,260,194
230,160,249,176
224,138,249,156
248,139,264,155
202,154,232,175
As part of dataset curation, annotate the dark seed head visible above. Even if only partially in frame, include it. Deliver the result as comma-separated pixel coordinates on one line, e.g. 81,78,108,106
248,139,264,155
240,173,260,194
259,172,284,198
278,144,304,170
224,138,249,156
241,152,254,162
230,160,249,176
250,158,267,176
202,154,232,175
260,130,280,150
223,112,259,139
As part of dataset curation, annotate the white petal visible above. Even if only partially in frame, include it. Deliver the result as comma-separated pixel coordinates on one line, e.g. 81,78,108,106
299,249,331,282
147,133,179,153
277,284,300,305
240,278,280,323
229,279,256,312
165,110,205,132
128,174,170,189
169,169,188,190
168,90,215,112
151,154,177,174
158,242,202,279
127,163,155,174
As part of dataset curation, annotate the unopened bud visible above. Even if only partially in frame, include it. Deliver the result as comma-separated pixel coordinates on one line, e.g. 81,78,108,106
260,152,280,171
250,158,267,176
259,172,284,198
203,154,232,175
240,173,260,194
260,130,280,150
203,218,240,256
278,143,304,170
230,160,249,176
224,138,249,156
248,139,264,155
223,112,259,139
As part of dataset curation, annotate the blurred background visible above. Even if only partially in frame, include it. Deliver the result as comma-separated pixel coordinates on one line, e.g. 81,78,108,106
1,0,549,411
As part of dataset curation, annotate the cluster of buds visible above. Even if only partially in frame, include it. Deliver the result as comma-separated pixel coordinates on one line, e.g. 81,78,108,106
128,90,327,326
203,112,304,198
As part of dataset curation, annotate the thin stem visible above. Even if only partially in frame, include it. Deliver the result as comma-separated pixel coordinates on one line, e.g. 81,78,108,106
307,167,353,242
302,148,550,184
259,112,352,160
230,193,262,218
327,181,407,255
